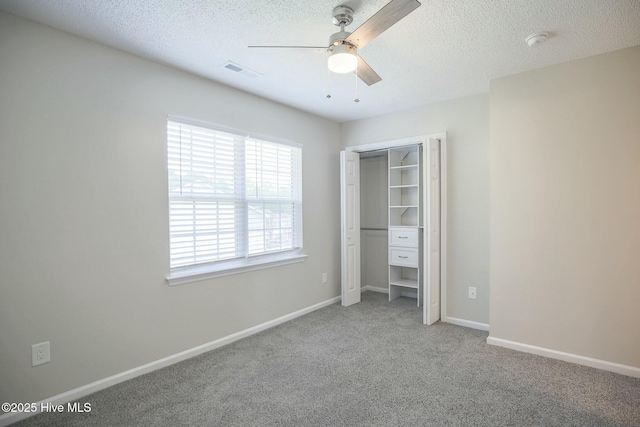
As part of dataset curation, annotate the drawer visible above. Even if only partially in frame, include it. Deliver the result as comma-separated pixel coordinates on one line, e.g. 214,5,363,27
389,228,418,248
389,248,419,267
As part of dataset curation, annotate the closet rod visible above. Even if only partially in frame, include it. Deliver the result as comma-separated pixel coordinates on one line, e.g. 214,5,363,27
360,227,388,231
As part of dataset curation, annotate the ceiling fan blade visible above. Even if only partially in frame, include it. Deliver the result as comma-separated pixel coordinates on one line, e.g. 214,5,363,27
355,55,382,86
345,0,421,49
248,45,326,49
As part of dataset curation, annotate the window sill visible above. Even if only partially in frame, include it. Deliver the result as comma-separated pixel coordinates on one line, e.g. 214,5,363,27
166,251,308,286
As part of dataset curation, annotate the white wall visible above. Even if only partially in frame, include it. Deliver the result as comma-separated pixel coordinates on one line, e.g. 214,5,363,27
0,11,341,403
489,46,640,368
341,94,490,324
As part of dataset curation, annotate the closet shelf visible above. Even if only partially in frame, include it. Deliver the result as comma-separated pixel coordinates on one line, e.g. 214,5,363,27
389,278,419,289
389,184,418,189
390,165,418,170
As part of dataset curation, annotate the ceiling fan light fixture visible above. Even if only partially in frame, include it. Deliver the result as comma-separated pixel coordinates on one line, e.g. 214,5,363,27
328,44,357,73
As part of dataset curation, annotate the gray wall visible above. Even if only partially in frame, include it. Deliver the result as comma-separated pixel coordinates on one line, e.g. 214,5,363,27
341,95,491,324
489,46,640,368
0,12,341,403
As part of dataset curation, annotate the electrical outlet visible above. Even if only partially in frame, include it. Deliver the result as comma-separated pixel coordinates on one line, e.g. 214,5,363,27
321,273,328,284
32,341,50,366
468,287,477,300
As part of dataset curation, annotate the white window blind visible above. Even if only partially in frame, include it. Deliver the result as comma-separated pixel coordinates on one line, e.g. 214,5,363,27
167,119,302,271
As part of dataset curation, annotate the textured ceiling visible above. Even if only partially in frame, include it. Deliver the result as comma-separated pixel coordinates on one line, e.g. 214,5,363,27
1,0,639,122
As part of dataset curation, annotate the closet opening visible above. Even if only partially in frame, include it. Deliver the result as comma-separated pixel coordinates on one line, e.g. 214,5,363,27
340,134,446,325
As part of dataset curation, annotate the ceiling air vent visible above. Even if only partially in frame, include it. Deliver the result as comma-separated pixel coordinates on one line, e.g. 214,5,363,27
222,61,261,78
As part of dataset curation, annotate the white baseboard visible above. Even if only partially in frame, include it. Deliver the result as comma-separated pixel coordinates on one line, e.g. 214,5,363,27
444,316,490,331
0,296,341,427
487,336,640,379
361,285,388,294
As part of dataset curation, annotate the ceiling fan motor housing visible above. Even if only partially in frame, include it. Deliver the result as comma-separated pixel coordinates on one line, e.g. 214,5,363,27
330,31,353,47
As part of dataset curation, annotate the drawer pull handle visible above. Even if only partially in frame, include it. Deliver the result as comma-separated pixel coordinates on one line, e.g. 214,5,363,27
399,236,408,239
398,256,408,259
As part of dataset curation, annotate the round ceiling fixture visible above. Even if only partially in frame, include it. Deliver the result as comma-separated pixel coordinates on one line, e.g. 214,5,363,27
328,44,357,73
525,32,549,47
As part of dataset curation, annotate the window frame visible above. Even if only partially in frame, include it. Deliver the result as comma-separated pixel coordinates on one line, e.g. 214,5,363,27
165,116,306,286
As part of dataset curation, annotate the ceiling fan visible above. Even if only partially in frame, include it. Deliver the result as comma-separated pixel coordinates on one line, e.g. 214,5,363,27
249,0,421,86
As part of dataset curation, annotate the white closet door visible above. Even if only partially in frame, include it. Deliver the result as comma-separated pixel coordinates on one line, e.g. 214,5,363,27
340,150,361,306
423,139,441,324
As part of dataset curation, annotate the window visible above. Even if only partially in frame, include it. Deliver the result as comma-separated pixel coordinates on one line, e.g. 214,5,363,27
166,118,304,284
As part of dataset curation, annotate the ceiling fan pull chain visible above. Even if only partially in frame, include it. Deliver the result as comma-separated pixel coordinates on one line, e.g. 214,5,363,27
326,66,332,98
354,58,360,103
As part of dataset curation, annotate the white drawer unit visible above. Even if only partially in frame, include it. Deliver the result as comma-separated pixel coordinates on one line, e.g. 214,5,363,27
389,248,419,267
389,228,419,248
388,228,423,306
